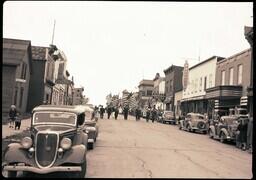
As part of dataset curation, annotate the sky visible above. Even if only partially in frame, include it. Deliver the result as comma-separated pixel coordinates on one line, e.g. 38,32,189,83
3,1,253,105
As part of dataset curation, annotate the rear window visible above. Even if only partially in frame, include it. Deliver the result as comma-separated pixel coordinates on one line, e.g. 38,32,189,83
165,111,173,116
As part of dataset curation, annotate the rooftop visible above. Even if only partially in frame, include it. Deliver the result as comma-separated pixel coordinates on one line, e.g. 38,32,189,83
31,46,49,60
189,56,225,70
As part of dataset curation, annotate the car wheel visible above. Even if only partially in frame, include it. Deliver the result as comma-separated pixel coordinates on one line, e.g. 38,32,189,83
220,132,226,143
87,143,94,150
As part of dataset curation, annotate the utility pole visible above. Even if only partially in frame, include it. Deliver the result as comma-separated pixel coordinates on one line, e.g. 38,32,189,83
51,19,56,45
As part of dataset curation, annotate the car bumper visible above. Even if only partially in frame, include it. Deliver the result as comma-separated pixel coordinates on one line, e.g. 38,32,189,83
3,165,81,174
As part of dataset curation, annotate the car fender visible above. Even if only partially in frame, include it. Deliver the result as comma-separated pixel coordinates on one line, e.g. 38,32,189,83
73,132,88,147
4,143,33,165
56,145,87,165
220,128,229,137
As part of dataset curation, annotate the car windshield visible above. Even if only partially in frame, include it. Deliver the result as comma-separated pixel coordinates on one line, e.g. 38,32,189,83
165,111,173,116
224,118,237,125
194,115,205,120
33,112,77,126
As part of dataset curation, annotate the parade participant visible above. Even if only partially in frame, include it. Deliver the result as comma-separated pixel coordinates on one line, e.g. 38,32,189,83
100,106,105,119
8,105,17,128
247,115,253,153
114,107,119,120
123,105,129,120
138,108,141,120
146,108,150,122
107,106,112,119
151,106,157,123
135,107,140,121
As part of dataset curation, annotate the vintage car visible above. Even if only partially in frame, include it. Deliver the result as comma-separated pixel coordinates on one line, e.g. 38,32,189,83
2,105,89,178
159,111,176,124
179,113,207,134
208,115,239,143
84,119,99,150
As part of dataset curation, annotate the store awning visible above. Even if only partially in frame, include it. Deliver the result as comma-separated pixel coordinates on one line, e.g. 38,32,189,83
205,85,242,99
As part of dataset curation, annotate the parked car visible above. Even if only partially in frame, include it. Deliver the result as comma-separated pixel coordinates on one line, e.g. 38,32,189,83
159,111,176,124
2,105,89,178
84,119,99,150
179,113,208,134
208,115,240,143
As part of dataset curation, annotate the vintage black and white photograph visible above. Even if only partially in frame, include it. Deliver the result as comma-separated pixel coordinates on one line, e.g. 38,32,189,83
2,1,253,178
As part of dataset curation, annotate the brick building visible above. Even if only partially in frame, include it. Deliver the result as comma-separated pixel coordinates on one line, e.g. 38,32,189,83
163,65,183,111
2,38,32,118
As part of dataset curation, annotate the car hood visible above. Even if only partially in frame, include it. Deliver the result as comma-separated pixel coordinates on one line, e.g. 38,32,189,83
33,125,77,134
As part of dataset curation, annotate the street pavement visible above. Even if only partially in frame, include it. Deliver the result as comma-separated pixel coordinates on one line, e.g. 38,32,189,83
2,118,31,139
86,114,252,178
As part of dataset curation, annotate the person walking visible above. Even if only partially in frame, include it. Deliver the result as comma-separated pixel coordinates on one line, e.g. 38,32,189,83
100,106,105,119
151,106,157,123
135,108,139,121
114,107,119,120
247,116,253,153
107,106,112,119
146,108,150,122
14,112,21,130
8,105,17,128
138,108,141,120
123,105,129,120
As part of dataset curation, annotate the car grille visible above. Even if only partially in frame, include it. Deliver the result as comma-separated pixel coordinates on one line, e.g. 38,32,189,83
36,133,58,167
87,131,95,139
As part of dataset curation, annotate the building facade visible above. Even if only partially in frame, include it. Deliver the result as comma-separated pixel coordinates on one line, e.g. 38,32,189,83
163,65,183,111
181,56,225,117
72,87,85,105
174,90,183,119
205,49,252,117
151,73,165,110
244,26,253,117
2,38,32,117
138,79,154,109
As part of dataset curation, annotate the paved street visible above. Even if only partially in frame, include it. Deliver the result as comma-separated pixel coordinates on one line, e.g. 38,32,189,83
86,114,252,178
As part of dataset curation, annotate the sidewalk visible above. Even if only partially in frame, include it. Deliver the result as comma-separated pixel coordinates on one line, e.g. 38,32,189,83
2,118,31,139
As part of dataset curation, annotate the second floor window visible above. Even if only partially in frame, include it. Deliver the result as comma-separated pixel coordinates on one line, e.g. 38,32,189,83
221,70,225,85
204,76,207,90
229,67,234,85
20,62,27,79
237,64,243,84
209,74,213,88
147,90,152,96
199,77,202,91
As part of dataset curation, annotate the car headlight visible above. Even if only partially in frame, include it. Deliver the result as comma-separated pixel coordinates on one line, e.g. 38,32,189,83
21,137,32,149
60,138,72,150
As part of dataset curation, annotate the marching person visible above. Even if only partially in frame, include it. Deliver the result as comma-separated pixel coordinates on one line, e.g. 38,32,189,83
100,106,105,119
138,108,142,120
123,105,129,120
8,105,17,128
146,108,150,122
114,107,119,120
151,106,157,123
107,106,112,119
135,107,140,121
247,115,253,153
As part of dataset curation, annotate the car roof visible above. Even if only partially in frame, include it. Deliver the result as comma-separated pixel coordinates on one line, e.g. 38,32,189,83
32,105,90,114
187,113,204,117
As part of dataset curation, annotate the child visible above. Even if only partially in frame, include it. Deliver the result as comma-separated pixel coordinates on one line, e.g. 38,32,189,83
15,112,21,130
